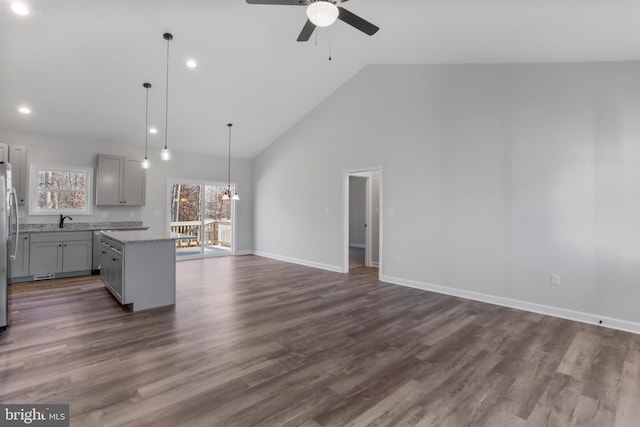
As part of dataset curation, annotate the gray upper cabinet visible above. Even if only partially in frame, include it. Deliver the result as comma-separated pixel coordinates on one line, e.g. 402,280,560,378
0,143,8,163
0,143,28,205
95,155,146,206
9,145,27,205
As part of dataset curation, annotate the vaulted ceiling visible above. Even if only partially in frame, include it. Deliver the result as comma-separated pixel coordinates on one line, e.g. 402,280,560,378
2,0,640,158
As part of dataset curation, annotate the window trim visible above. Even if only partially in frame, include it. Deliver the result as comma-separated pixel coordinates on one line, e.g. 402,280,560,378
29,163,94,215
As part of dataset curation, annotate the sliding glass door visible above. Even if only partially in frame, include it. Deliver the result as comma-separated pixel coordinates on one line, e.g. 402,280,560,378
169,181,234,259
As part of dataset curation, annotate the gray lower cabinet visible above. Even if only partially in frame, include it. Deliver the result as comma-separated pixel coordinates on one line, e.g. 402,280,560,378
62,240,93,272
100,240,123,302
29,241,63,275
29,232,92,277
10,233,30,279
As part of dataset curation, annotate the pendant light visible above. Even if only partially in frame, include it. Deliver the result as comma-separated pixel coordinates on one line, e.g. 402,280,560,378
161,32,173,161
141,82,151,169
222,123,239,201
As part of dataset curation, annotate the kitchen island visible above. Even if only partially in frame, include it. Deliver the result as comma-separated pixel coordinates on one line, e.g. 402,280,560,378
100,230,193,311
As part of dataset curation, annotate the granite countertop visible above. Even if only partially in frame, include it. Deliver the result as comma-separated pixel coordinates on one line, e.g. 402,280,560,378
20,221,149,233
100,230,195,244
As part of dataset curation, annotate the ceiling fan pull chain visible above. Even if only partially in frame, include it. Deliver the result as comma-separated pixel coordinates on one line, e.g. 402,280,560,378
328,33,332,61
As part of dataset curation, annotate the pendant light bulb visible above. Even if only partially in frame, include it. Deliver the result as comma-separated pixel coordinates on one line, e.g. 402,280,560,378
142,82,152,170
232,190,240,201
161,147,171,161
222,189,230,201
162,32,173,162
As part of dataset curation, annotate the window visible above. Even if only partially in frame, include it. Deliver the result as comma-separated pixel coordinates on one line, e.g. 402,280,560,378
29,164,93,215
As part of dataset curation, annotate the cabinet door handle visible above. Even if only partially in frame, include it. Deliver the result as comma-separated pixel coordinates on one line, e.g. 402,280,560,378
101,251,106,254
64,244,67,247
58,244,62,247
112,258,117,261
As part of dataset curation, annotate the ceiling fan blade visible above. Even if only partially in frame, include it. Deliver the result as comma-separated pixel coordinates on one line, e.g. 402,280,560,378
245,0,307,5
297,19,316,42
337,7,379,36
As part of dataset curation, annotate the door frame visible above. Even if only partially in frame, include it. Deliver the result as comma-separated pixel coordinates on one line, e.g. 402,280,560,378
166,178,237,259
342,167,383,275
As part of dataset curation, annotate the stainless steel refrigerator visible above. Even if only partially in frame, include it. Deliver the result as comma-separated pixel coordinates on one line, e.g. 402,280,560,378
1,162,19,331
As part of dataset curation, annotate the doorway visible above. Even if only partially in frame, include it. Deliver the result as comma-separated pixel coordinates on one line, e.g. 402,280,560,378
167,180,235,260
343,168,382,275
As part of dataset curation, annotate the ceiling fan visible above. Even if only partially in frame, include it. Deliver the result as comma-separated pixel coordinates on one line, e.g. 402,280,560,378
245,0,379,42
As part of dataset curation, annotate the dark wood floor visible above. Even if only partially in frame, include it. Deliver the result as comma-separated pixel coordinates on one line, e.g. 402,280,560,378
1,255,640,426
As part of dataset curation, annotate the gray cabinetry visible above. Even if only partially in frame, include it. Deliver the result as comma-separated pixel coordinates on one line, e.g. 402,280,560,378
100,239,124,303
62,240,93,272
29,232,92,277
100,233,175,311
10,233,30,279
29,241,63,275
0,143,28,205
96,155,146,206
9,145,27,205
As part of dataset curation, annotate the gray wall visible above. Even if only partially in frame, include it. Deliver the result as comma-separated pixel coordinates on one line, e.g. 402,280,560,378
254,61,640,327
349,176,366,247
0,129,254,254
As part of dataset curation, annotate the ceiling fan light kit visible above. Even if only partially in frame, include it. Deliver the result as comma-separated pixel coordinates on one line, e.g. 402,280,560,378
307,1,339,27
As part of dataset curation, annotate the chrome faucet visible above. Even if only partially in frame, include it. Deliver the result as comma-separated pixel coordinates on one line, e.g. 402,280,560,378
59,214,73,228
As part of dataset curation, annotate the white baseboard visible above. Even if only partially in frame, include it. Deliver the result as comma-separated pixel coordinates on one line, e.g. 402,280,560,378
370,261,380,267
234,250,254,256
380,274,640,335
349,243,365,249
254,251,343,273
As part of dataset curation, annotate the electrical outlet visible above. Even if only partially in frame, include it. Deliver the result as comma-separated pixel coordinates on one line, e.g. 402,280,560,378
100,211,109,218
551,274,560,286
394,254,400,263
18,211,24,218
129,211,134,218
312,243,317,251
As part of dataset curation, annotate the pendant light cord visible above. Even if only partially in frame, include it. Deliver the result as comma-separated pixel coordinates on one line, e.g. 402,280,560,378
227,124,232,193
164,36,170,151
144,85,149,158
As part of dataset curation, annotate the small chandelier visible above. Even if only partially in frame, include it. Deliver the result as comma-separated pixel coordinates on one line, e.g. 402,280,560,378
222,123,239,201
161,32,173,161
141,82,151,169
307,1,339,27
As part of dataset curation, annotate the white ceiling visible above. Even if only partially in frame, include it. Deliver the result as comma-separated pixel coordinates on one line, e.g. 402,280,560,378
2,0,640,158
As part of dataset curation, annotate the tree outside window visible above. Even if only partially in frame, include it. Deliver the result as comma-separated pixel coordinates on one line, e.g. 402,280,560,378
29,164,93,215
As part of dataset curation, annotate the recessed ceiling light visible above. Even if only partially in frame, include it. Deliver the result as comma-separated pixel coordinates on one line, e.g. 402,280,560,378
18,106,31,114
149,127,157,134
186,59,197,69
10,2,29,16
